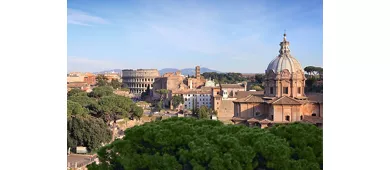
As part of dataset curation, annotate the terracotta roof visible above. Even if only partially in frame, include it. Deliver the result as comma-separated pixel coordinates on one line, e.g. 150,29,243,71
259,119,272,124
246,118,260,123
301,116,323,124
271,96,302,105
235,91,264,99
221,84,244,88
67,82,88,88
231,117,245,121
233,95,265,103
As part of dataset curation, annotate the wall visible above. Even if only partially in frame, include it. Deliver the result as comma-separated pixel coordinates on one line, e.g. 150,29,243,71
67,76,84,83
272,105,301,122
301,103,321,117
218,99,235,121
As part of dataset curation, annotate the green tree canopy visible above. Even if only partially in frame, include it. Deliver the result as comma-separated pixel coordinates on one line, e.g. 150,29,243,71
269,123,323,169
88,118,322,170
254,74,265,84
172,95,184,109
98,95,135,122
198,105,211,119
89,86,114,98
202,72,247,84
251,85,263,91
67,100,88,118
110,79,122,89
67,115,112,151
67,88,87,97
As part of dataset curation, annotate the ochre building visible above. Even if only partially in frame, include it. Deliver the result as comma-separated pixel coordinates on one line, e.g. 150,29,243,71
232,34,323,128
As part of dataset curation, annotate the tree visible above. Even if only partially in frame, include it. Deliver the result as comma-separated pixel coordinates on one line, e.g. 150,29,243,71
132,106,144,120
68,115,112,152
251,85,263,91
98,95,135,123
255,74,265,84
67,100,88,118
96,75,109,87
141,85,151,100
88,86,114,98
121,83,129,88
156,89,169,109
269,122,323,169
67,88,87,97
110,79,122,89
88,118,321,170
172,95,184,109
68,95,100,115
198,105,211,119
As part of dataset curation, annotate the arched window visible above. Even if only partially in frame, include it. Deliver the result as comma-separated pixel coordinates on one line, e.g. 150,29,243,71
285,115,290,121
300,115,303,120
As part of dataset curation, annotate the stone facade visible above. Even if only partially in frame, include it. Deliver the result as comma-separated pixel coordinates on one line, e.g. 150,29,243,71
122,69,159,95
211,84,246,121
231,34,323,128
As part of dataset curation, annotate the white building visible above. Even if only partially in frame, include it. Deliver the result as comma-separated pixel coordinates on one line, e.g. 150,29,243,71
172,90,212,110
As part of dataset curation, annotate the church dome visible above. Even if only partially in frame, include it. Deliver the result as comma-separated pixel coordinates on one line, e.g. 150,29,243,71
266,33,303,74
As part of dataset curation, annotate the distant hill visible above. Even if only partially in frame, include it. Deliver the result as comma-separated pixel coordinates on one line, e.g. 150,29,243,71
93,68,221,76
159,67,221,76
93,69,122,74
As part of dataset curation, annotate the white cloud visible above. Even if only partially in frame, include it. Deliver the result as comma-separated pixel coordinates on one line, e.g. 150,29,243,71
67,8,108,26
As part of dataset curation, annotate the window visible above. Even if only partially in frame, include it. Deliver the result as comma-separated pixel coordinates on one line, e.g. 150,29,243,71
185,98,187,101
312,113,317,116
271,115,274,120
298,87,301,94
185,105,187,108
270,87,273,94
285,115,290,121
300,115,303,120
283,87,288,94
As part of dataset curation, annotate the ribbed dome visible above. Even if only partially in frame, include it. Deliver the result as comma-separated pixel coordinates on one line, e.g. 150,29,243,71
266,33,303,74
267,55,303,73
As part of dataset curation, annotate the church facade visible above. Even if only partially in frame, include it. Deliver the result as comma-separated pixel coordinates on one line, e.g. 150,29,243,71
232,34,323,128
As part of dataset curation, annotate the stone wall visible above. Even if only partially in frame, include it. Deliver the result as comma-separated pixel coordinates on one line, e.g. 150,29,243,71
217,99,235,121
272,105,301,122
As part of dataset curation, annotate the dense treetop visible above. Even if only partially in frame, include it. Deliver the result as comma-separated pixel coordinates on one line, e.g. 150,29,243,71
88,118,323,170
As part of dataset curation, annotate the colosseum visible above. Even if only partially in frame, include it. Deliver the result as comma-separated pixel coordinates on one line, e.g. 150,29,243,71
122,69,160,95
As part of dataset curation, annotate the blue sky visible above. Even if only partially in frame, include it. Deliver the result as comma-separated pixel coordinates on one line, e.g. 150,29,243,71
68,0,322,73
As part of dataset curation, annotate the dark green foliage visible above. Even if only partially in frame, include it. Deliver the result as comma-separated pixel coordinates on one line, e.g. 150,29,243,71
121,83,129,88
172,95,184,109
98,95,136,122
132,106,144,120
89,86,114,98
67,100,88,118
96,74,109,87
269,123,323,170
110,79,122,89
67,115,112,151
67,88,87,97
251,85,263,91
140,85,151,100
202,72,247,84
254,73,265,84
89,118,322,170
304,66,323,93
198,105,211,119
